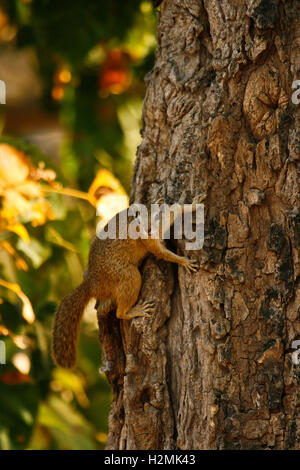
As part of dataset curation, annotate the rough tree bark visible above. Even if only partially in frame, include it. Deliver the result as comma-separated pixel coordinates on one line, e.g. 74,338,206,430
98,0,300,450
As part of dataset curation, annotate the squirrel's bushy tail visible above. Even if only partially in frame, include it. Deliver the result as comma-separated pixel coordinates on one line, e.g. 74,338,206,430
52,280,90,368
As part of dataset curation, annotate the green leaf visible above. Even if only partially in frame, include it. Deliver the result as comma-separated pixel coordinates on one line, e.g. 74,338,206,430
0,382,39,450
37,395,98,450
16,238,52,269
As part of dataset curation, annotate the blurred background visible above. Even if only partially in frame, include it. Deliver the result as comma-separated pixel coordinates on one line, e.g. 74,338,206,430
0,0,156,449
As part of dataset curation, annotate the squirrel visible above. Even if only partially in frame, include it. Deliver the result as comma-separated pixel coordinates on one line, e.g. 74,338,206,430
52,203,199,368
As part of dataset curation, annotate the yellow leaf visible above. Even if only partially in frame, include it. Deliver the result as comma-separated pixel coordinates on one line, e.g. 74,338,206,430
0,240,28,270
88,169,127,207
0,143,30,188
0,278,35,323
0,144,58,230
4,189,32,215
6,223,30,243
31,199,54,227
20,294,35,324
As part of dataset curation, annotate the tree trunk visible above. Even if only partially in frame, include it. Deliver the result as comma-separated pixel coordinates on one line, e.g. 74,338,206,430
98,0,300,450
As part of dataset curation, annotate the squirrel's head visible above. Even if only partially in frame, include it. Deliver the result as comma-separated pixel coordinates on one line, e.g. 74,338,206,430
137,203,182,239
128,202,184,240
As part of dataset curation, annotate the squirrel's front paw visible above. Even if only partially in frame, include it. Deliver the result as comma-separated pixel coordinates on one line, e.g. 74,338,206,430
184,257,199,273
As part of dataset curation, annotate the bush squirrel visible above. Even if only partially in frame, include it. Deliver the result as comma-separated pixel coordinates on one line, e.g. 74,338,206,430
52,204,199,368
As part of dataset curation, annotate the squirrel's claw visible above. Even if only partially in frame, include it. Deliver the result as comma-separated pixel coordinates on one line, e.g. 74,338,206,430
184,258,199,272
125,299,156,320
143,300,156,308
141,300,156,314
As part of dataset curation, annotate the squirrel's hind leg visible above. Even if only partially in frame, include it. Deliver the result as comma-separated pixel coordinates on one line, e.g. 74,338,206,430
114,267,154,320
115,266,141,320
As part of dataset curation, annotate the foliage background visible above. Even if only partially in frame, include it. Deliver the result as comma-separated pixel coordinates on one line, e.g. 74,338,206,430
0,0,156,450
